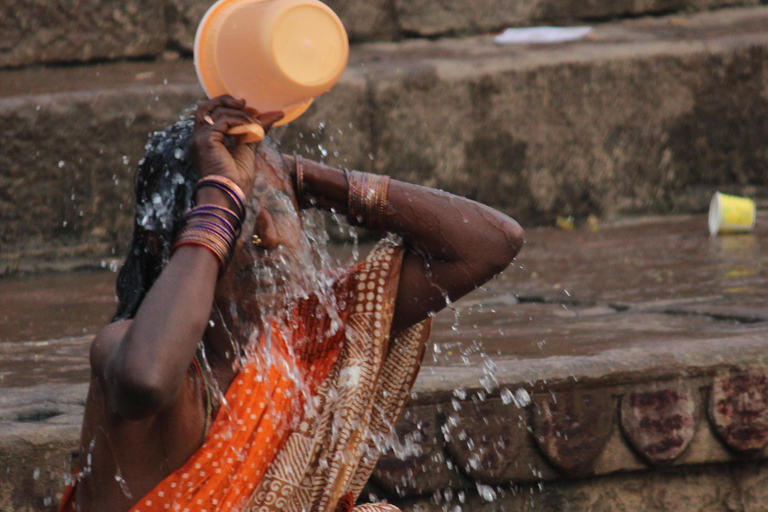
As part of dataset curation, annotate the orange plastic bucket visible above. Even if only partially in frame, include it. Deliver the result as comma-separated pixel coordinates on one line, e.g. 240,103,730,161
194,0,349,140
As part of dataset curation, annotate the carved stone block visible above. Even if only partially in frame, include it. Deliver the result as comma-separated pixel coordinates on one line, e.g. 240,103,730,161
443,398,533,484
371,405,468,496
532,390,614,476
621,385,700,464
710,370,768,454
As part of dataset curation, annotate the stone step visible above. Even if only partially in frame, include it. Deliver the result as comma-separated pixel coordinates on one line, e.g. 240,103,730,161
2,6,768,271
2,0,766,68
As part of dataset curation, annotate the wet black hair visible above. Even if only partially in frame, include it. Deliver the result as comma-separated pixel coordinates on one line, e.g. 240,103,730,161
113,118,199,321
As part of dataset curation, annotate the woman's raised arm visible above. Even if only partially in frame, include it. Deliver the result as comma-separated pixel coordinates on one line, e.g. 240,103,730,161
284,157,524,335
93,98,282,420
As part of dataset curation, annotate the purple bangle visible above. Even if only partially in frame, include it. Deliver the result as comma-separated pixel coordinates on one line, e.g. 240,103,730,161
193,204,242,224
196,181,246,219
187,209,240,237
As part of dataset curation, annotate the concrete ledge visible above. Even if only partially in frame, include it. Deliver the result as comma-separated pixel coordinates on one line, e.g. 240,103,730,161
0,385,85,512
6,341,768,510
389,459,768,511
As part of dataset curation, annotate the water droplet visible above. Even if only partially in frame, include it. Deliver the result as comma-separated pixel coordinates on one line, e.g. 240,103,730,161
33,468,40,480
501,388,513,405
114,473,133,499
512,388,531,408
477,483,497,502
122,155,130,165
58,160,65,168
174,148,185,160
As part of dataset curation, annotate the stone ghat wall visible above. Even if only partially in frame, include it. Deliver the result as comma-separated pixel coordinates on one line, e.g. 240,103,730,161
6,364,768,511
375,371,768,496
2,0,767,68
3,6,768,273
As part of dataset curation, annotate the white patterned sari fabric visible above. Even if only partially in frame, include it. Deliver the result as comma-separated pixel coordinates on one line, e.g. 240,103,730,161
245,240,432,512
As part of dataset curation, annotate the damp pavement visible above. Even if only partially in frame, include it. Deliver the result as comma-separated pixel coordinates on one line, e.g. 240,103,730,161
1,212,766,389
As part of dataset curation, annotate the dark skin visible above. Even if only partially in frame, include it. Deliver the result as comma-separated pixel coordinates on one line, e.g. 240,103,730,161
75,96,523,512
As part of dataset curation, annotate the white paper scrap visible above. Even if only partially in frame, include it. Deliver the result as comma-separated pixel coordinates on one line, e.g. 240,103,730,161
493,26,594,45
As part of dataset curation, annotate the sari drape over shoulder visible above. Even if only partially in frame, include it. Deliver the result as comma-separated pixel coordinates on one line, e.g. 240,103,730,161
60,240,432,512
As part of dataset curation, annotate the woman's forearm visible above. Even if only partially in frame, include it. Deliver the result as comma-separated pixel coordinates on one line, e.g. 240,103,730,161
103,188,234,419
286,156,523,267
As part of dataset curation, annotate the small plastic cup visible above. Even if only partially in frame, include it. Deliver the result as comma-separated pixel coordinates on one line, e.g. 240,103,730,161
708,192,756,236
194,0,349,141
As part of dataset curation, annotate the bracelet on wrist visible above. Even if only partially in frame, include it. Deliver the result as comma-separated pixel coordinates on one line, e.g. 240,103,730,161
195,176,247,219
346,170,390,233
171,176,248,276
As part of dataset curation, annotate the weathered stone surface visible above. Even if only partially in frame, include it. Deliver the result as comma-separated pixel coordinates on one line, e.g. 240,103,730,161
0,385,84,512
392,459,768,512
0,82,201,262
443,397,558,484
393,0,768,37
0,0,167,68
370,8,768,224
0,384,87,424
323,0,400,43
710,370,768,454
535,0,768,24
532,390,614,475
393,0,540,37
620,384,700,464
164,0,211,53
0,424,79,512
371,405,469,495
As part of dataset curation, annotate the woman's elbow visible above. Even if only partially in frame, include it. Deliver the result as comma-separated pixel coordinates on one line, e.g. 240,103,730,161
507,220,525,260
488,218,524,275
105,362,173,420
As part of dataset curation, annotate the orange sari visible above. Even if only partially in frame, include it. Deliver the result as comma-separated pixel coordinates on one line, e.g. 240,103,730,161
60,240,431,512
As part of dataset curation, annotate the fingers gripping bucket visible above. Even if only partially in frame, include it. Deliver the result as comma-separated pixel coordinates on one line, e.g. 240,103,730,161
708,192,756,236
194,0,349,141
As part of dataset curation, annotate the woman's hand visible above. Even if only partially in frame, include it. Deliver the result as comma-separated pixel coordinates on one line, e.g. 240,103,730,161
189,95,284,197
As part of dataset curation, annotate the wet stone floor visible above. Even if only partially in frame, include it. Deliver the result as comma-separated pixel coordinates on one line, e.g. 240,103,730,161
1,213,766,388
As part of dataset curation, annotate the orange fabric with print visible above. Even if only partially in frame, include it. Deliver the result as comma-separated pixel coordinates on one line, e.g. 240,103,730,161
60,271,355,512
